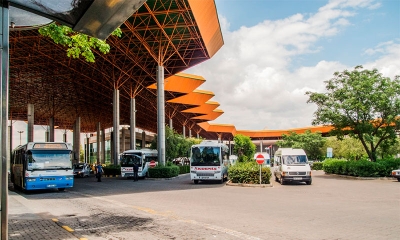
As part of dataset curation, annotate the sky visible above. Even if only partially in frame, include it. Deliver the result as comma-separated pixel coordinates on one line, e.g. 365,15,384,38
185,0,400,131
10,0,400,149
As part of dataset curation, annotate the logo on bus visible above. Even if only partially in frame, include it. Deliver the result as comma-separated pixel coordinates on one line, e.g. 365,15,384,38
195,167,217,171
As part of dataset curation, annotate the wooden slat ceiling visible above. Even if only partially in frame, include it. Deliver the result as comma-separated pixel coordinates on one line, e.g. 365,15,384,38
8,0,224,138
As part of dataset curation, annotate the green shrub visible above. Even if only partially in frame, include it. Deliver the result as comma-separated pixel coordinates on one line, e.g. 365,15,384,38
179,165,190,174
228,162,271,184
311,162,323,170
148,165,179,178
103,164,121,176
322,158,400,177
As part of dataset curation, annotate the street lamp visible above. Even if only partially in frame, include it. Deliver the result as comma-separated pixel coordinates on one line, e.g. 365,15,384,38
17,131,23,145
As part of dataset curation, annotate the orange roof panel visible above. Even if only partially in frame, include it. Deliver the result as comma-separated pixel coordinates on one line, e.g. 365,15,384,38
147,73,206,93
188,0,224,58
168,91,214,105
182,101,219,114
192,109,224,121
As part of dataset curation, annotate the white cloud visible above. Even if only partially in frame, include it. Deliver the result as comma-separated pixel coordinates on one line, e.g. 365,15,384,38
186,0,397,130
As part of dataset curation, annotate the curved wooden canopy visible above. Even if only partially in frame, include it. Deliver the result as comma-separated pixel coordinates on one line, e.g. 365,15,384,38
9,0,224,137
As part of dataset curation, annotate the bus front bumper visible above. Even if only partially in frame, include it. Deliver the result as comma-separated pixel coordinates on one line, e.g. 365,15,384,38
25,176,74,190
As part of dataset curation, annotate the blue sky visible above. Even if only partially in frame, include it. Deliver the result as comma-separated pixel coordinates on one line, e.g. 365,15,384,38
186,0,400,130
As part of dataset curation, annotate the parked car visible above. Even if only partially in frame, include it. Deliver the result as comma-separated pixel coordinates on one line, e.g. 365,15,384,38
392,169,400,182
73,163,90,178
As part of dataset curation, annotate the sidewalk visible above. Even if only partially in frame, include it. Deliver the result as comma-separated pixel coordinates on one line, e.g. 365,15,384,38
8,190,79,240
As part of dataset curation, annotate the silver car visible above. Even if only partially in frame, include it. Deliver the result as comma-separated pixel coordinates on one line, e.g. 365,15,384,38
392,169,400,182
73,163,90,178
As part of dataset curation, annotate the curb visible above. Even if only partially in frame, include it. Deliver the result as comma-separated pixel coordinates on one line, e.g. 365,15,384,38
52,218,88,240
225,180,273,188
324,173,394,180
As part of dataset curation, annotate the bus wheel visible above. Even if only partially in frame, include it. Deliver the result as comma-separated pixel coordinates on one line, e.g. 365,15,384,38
58,188,65,191
194,180,199,184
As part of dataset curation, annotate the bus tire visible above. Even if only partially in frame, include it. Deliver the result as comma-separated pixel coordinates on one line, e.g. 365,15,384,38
58,188,65,191
194,180,199,184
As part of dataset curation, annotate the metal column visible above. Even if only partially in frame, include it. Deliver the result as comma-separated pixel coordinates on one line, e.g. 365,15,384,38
27,103,34,142
49,117,54,142
169,118,173,129
130,98,136,150
189,129,192,138
86,135,90,164
141,131,145,148
260,140,263,153
113,89,120,166
101,128,106,164
0,3,9,238
73,117,80,163
121,127,126,153
182,125,185,138
156,65,165,166
96,122,101,163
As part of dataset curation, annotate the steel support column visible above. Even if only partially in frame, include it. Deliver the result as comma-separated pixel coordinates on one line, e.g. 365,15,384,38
182,125,185,138
86,135,90,163
73,117,80,164
49,117,54,142
102,128,106,164
260,140,263,153
157,65,165,166
0,3,9,238
130,98,136,150
189,129,192,138
27,103,34,142
121,127,126,153
169,118,173,129
96,122,101,163
113,89,120,165
141,131,145,148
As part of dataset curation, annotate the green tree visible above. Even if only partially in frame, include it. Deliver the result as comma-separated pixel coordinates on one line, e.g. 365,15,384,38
38,23,122,63
233,134,256,162
306,66,400,161
150,126,202,163
324,136,367,160
276,130,326,160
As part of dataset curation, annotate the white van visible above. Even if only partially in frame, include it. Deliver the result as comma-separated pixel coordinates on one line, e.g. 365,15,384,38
273,148,312,185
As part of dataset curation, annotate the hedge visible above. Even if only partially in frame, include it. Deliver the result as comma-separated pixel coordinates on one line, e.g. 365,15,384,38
323,158,400,177
228,162,271,184
311,162,323,170
179,165,190,174
148,165,180,178
103,164,121,176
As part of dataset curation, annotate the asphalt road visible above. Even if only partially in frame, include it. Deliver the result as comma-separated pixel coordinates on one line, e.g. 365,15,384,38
9,171,400,240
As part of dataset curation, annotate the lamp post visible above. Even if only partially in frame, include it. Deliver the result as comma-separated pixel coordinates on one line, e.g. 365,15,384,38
17,130,24,145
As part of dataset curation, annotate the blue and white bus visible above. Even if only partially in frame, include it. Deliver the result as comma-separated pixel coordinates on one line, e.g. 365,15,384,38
120,148,158,178
11,142,74,191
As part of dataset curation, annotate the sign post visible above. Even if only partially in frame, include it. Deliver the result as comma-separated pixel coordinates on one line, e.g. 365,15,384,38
256,154,264,184
149,160,156,168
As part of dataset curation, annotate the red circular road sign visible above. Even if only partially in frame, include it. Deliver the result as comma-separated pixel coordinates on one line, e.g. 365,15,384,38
256,154,264,164
149,160,156,168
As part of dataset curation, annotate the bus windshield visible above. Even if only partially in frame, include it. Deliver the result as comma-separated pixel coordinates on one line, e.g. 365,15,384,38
27,150,72,170
191,146,221,166
282,155,308,165
120,153,142,166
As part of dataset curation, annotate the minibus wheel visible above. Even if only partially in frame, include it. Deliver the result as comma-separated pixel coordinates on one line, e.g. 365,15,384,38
194,180,199,184
280,177,285,185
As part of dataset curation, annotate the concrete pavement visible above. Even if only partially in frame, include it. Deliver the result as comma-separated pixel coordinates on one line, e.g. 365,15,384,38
8,191,81,240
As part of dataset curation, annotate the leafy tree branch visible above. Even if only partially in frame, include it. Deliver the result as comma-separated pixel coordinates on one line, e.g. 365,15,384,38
38,22,122,63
